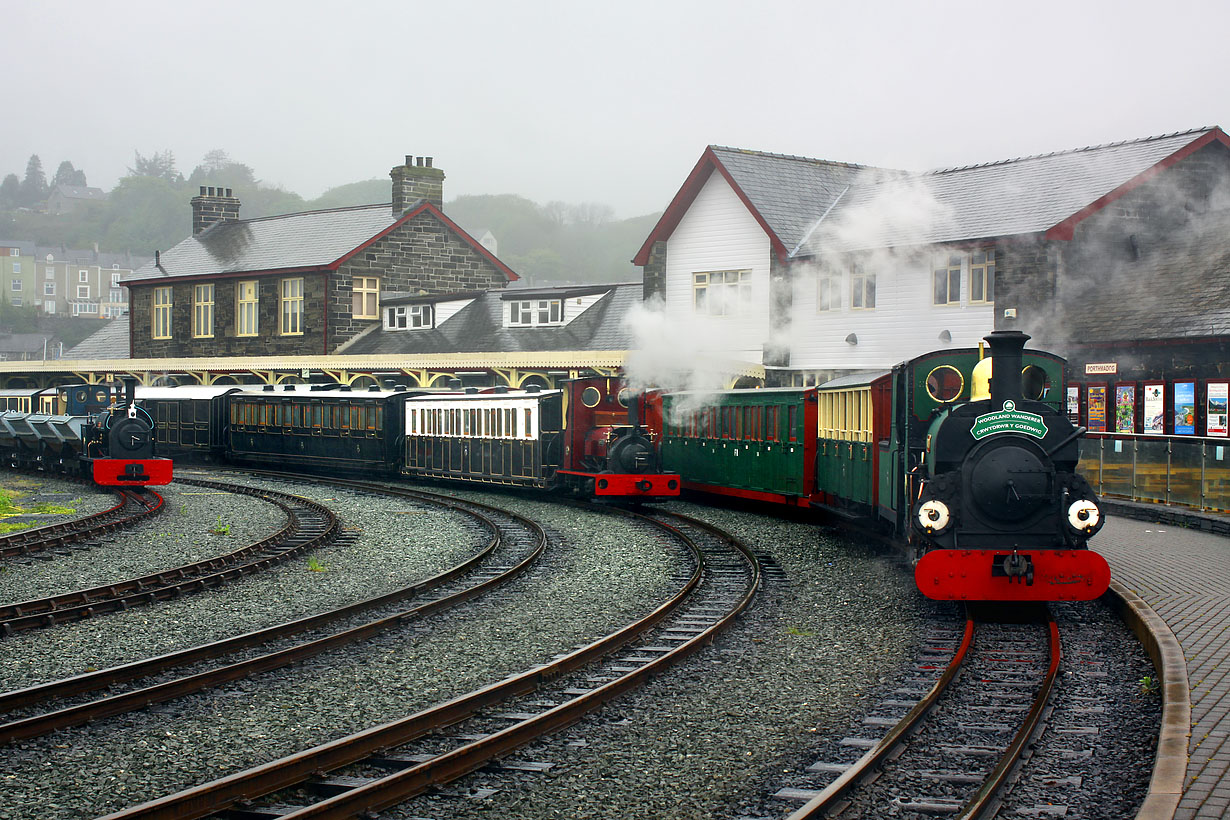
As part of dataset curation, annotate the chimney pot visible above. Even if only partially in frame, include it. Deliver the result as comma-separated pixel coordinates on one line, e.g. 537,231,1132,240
416,157,424,167
199,186,207,196
405,155,413,166
426,157,433,168
225,188,232,197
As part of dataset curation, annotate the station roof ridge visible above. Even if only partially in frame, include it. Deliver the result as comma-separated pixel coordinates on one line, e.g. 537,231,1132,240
924,126,1222,176
708,144,872,171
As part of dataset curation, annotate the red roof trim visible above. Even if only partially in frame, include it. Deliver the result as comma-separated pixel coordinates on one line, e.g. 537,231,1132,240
326,201,519,281
632,147,788,266
1045,128,1230,241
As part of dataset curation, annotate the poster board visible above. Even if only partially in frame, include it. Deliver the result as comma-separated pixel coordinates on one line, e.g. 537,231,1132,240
1143,383,1165,434
1174,382,1196,435
1087,384,1107,432
1208,381,1228,437
1115,384,1136,433
1066,386,1080,425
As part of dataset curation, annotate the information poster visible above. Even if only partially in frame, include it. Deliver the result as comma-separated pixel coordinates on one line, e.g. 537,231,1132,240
1087,385,1107,432
1208,381,1229,437
1066,386,1080,424
1174,382,1196,435
1115,384,1136,432
1143,383,1165,434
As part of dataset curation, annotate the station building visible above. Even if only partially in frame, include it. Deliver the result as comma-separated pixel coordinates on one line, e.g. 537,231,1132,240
635,126,1230,428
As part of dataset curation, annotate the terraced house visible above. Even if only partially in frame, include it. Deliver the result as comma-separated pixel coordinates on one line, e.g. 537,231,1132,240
122,156,517,359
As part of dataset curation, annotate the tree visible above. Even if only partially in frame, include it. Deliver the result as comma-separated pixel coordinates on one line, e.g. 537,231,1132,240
52,160,87,188
188,149,256,189
19,155,47,207
128,149,183,183
0,174,18,209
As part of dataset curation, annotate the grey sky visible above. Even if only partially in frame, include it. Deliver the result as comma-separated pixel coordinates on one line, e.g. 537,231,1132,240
5,0,1228,218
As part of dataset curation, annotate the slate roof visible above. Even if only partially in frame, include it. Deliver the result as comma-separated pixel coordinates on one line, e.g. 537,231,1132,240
1059,210,1230,343
804,128,1225,253
0,333,57,354
63,318,130,359
344,284,641,355
708,147,874,254
124,204,400,283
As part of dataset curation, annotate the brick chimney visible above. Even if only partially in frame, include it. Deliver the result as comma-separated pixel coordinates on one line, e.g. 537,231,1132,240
391,155,445,214
190,187,241,235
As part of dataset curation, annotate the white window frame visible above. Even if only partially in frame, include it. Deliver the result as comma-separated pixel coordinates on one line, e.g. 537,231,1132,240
43,282,54,296
507,299,563,327
77,285,90,299
11,296,21,307
969,249,995,304
11,263,18,274
10,279,20,292
692,270,751,317
78,269,89,283
933,254,962,306
850,263,876,310
110,272,120,287
8,248,18,257
817,270,841,312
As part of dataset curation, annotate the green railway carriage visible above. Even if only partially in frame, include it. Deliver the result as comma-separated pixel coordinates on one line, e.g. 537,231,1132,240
658,388,816,506
658,344,1068,534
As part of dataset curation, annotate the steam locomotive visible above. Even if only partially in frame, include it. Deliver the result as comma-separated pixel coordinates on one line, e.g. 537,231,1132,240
0,380,172,487
655,332,1109,602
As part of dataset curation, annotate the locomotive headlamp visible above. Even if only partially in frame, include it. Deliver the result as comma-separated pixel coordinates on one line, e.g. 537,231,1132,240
917,500,951,533
1067,499,1101,533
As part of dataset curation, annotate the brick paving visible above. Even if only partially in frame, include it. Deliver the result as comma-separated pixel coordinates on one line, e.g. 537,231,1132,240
1095,516,1230,820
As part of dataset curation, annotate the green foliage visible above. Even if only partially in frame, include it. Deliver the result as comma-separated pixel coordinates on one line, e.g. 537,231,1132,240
307,556,327,572
53,161,87,188
785,626,815,637
210,515,231,536
1139,675,1160,696
20,155,47,207
308,179,391,210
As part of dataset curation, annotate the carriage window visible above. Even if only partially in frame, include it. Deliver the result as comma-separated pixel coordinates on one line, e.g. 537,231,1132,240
524,408,533,438
788,406,798,441
371,406,381,430
313,406,323,428
769,406,779,441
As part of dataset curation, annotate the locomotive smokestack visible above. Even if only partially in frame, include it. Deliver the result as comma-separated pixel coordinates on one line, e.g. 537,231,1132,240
984,330,1029,406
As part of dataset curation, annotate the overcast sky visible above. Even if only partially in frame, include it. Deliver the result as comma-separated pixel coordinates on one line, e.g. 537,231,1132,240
5,0,1229,218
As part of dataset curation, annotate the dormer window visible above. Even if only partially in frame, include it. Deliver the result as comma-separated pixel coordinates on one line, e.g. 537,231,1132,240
508,299,562,327
386,304,433,331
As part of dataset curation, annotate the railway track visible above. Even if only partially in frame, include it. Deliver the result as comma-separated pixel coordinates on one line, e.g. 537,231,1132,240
0,478,336,636
91,503,760,820
0,477,547,744
0,486,164,560
784,606,1058,819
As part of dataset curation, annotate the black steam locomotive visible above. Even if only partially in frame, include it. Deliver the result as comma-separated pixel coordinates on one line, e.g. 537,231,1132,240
912,331,1108,600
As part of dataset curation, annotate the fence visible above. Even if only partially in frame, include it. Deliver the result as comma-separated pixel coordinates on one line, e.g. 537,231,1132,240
1078,434,1230,512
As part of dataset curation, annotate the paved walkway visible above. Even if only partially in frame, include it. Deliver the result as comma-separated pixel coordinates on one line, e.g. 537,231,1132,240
1095,515,1230,820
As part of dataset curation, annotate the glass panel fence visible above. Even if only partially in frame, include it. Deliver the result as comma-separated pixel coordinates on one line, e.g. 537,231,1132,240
1080,434,1230,511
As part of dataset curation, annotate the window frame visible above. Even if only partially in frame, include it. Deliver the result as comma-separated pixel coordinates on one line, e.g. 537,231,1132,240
152,285,173,340
352,276,379,319
933,254,962,306
237,280,259,337
817,269,840,312
193,283,215,339
280,277,304,336
693,269,751,317
850,263,876,310
969,249,995,304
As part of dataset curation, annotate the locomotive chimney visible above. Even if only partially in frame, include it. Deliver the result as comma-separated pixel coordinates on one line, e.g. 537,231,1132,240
984,330,1029,406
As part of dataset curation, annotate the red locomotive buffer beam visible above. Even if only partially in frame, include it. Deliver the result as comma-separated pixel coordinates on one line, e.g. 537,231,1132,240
555,471,680,497
91,458,174,487
915,549,1111,602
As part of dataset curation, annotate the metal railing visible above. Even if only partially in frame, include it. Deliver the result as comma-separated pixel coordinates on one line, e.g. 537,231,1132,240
1078,433,1230,512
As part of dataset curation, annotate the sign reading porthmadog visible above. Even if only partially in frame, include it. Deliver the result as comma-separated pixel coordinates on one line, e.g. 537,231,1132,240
970,400,1049,440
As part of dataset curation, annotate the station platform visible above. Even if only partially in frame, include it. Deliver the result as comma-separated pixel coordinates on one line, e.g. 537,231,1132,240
1095,501,1230,820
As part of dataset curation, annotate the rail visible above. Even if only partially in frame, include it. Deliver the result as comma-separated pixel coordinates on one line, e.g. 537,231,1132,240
1079,433,1230,512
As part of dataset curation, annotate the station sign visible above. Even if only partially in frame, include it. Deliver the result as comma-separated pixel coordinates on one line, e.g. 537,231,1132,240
1085,363,1117,375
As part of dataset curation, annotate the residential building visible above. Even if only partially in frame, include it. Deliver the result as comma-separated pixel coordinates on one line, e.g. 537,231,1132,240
122,156,517,359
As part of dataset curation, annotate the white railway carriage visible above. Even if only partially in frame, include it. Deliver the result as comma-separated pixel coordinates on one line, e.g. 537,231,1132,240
403,388,564,486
